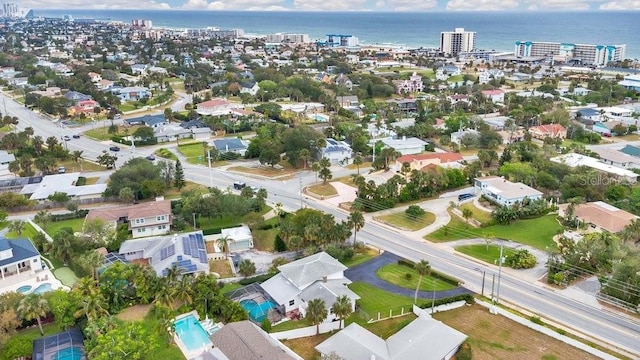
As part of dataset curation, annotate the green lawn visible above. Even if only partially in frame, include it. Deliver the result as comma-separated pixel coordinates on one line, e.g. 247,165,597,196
53,267,78,287
0,322,63,360
84,125,143,141
459,202,492,224
252,228,278,251
44,218,85,237
220,282,243,295
5,222,39,240
177,142,208,165
308,183,337,197
426,212,560,251
376,211,435,231
348,282,416,320
197,214,240,229
155,148,178,161
341,248,379,268
376,263,456,292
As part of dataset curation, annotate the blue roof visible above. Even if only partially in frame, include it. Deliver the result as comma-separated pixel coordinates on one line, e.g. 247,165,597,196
577,108,599,117
621,145,640,157
212,138,246,151
126,114,165,126
0,238,39,267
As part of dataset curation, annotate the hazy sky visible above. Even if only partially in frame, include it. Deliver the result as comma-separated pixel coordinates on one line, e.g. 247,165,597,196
17,0,640,11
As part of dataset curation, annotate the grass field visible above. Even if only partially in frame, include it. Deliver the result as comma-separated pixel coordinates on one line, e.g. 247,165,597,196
308,183,337,197
177,142,207,165
44,218,85,236
155,148,178,161
426,212,560,251
252,228,278,251
57,159,106,172
0,322,63,360
376,263,456,292
228,162,299,179
455,244,532,266
5,222,39,240
341,247,379,268
459,202,493,224
375,211,435,231
433,304,601,360
53,267,78,287
281,333,333,360
348,282,416,319
163,181,205,199
84,125,144,141
209,259,234,278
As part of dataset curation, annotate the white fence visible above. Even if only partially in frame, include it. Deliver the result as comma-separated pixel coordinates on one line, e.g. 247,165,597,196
270,321,342,340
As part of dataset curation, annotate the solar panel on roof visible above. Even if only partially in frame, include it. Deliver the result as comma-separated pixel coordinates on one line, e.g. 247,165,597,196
198,250,207,264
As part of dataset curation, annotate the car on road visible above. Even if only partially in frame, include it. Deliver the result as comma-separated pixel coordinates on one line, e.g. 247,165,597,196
109,146,121,152
62,135,71,141
145,155,156,161
72,134,80,139
458,193,475,202
233,181,246,190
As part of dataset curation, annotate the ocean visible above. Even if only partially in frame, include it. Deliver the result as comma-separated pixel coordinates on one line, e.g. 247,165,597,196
33,9,640,58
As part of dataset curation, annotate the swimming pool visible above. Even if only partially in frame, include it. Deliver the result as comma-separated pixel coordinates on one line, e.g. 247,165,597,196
51,346,84,360
16,285,32,294
174,314,212,352
239,299,278,323
32,283,52,294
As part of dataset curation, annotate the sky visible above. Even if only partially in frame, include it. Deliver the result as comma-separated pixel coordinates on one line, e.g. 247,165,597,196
14,0,640,11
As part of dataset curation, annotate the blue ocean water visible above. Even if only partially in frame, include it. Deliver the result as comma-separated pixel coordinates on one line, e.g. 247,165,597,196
34,10,640,58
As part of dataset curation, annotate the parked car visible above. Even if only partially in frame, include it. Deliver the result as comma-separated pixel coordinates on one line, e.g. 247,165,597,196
57,166,66,174
145,155,156,161
458,193,475,202
233,181,246,190
109,146,121,152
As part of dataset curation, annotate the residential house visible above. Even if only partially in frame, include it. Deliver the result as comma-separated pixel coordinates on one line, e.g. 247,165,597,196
316,306,467,360
111,86,152,101
386,98,417,113
447,94,470,105
551,153,638,182
592,122,612,136
618,74,640,91
0,237,42,283
64,91,92,105
336,95,359,108
215,225,253,253
95,79,114,90
119,231,209,277
515,90,554,99
153,125,193,143
130,64,148,75
125,114,167,128
207,321,300,360
482,116,511,130
450,129,479,145
196,98,241,116
0,150,16,177
394,72,424,94
481,89,505,103
395,152,463,172
529,124,567,139
87,71,102,83
558,201,637,233
379,136,428,156
147,66,168,75
474,176,543,206
86,199,172,238
591,148,640,169
239,81,260,96
318,138,352,165
334,73,353,91
211,138,249,156
478,69,505,84
260,252,360,321
19,173,106,201
68,99,100,117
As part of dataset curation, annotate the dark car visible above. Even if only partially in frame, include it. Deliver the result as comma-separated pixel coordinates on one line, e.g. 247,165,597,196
233,181,246,190
109,146,121,152
72,134,80,139
458,193,475,202
145,155,156,161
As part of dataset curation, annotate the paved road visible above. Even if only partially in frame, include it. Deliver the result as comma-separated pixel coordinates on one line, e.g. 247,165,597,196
4,92,640,358
345,251,473,300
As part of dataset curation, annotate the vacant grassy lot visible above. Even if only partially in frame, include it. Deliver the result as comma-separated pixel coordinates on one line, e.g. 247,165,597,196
177,142,207,165
155,148,178,160
376,263,456,292
281,333,333,360
57,159,106,172
228,162,299,179
115,304,151,322
308,183,337,197
252,228,278,252
375,211,435,231
341,247,380,268
163,181,205,199
209,259,233,278
459,202,492,224
433,304,601,360
84,125,143,141
426,212,560,251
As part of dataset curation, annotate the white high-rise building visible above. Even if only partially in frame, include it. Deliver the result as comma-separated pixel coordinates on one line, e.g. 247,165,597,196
440,28,476,55
514,41,626,66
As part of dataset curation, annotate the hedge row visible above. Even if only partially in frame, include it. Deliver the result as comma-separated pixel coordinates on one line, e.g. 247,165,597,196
397,259,460,286
238,272,276,285
111,135,158,146
202,224,242,236
50,209,89,221
418,293,474,309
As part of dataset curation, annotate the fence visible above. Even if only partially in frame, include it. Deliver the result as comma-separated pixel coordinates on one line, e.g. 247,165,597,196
596,292,639,313
7,197,119,213
368,300,468,324
270,321,342,340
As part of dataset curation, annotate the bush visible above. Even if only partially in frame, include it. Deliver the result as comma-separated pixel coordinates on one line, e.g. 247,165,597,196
418,293,474,309
238,273,276,285
404,273,413,281
111,135,157,146
397,259,415,267
260,319,272,332
326,246,354,263
405,205,426,217
530,316,545,326
76,176,87,186
50,209,89,221
505,249,536,269
456,342,473,360
273,235,287,252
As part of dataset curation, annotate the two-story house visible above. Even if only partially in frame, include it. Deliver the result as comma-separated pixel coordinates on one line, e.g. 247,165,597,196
0,237,42,284
85,199,172,238
260,252,360,321
196,98,241,116
111,86,152,102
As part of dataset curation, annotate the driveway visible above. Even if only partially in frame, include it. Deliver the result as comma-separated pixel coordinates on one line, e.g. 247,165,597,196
345,251,473,300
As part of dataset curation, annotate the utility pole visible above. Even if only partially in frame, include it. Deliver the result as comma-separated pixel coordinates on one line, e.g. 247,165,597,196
207,149,213,188
496,244,504,305
481,270,486,297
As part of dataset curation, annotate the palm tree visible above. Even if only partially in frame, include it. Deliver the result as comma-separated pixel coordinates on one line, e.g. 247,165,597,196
353,154,363,175
175,276,194,307
462,208,473,227
18,294,50,335
8,220,25,236
51,229,75,266
414,260,431,304
306,298,327,335
34,210,51,230
216,235,234,259
71,150,84,172
299,148,310,169
238,259,256,277
311,162,321,184
348,210,365,245
331,295,352,329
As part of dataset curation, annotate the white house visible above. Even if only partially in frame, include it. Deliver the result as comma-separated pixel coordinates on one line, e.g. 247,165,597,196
474,176,543,206
219,225,253,252
478,69,504,84
260,252,360,321
0,237,42,283
196,98,241,116
379,136,428,155
481,89,505,103
119,231,209,277
86,199,172,239
316,306,467,360
19,173,106,202
318,138,352,165
551,153,639,182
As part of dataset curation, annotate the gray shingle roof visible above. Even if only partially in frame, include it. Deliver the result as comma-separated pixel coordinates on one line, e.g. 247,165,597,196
278,252,346,288
209,321,296,360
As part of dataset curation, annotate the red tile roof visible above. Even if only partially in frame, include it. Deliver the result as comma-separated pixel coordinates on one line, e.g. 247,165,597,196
397,152,463,164
530,124,566,134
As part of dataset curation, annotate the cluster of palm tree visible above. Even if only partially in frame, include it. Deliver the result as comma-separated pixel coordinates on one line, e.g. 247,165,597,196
2,127,72,177
306,295,353,335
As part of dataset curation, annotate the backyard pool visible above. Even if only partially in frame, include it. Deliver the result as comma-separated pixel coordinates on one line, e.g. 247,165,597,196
16,285,32,294
32,283,52,294
240,299,278,323
51,346,84,360
174,314,212,352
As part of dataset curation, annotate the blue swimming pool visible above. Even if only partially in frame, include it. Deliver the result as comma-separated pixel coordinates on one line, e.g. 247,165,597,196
32,283,52,294
174,314,212,352
240,299,278,323
51,346,84,360
16,285,32,293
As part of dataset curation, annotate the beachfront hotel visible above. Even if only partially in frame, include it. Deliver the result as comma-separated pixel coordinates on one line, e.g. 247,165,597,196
440,28,476,55
514,41,626,66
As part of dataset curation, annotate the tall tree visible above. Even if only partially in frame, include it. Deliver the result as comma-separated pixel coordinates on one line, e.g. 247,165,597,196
238,259,256,277
348,210,365,245
353,154,363,175
8,220,25,236
216,235,233,259
17,294,49,336
51,228,76,266
414,260,431,304
331,295,352,329
306,298,327,335
174,159,185,190
319,157,332,184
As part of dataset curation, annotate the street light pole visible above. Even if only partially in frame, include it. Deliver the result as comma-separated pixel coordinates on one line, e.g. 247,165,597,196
299,176,303,209
431,279,437,314
192,213,197,229
207,149,213,188
495,244,504,305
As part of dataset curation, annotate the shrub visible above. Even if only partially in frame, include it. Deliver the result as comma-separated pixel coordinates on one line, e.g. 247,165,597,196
397,259,416,268
238,273,276,285
261,319,272,332
76,176,87,186
505,249,536,269
456,342,473,360
273,235,287,252
326,246,354,263
419,293,474,309
530,316,545,326
404,273,413,281
405,205,426,217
